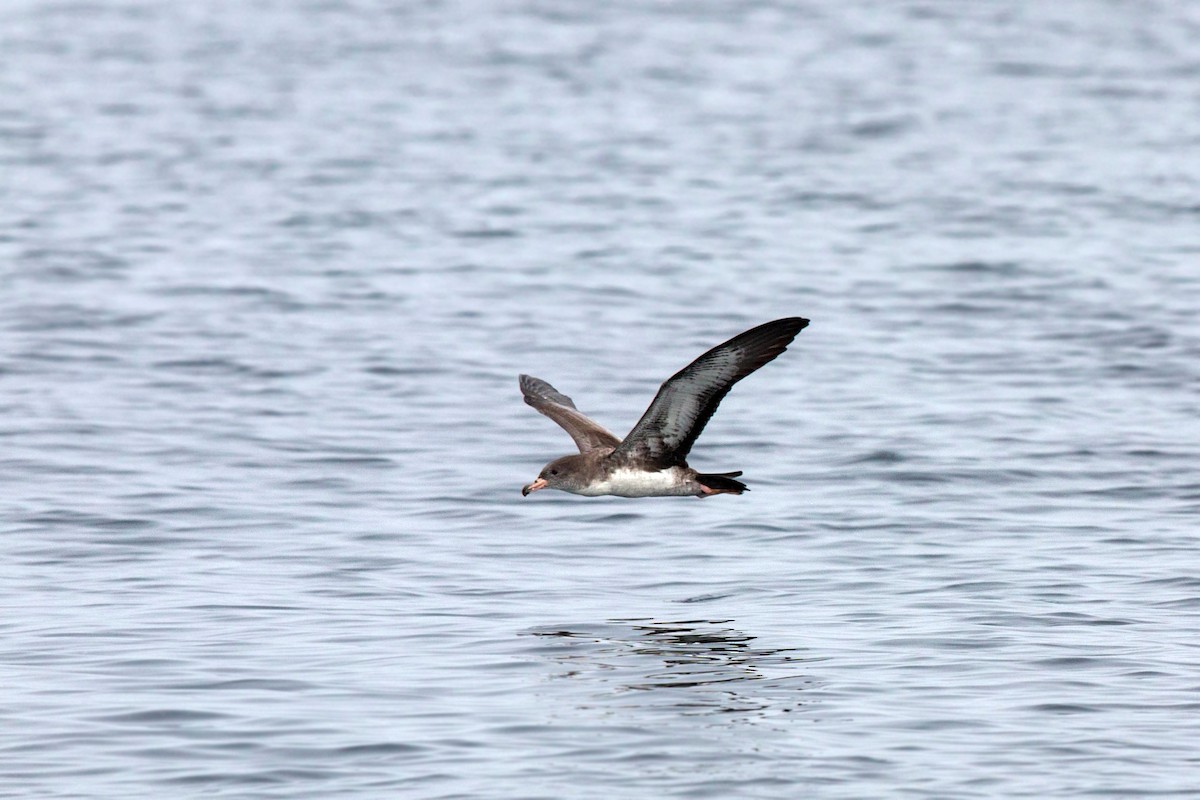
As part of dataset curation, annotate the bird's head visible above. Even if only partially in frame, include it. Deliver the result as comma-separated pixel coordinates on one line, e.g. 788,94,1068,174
522,454,586,496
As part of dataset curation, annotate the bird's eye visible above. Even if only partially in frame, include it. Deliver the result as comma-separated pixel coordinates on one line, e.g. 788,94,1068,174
550,469,558,476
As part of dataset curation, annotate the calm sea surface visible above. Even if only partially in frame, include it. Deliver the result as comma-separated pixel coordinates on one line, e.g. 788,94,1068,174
3,1,1200,797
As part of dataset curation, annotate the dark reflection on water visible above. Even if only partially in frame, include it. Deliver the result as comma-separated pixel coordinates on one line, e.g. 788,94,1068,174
530,619,817,716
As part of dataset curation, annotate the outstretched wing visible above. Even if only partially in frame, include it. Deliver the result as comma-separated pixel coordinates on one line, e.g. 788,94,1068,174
611,317,809,468
519,374,621,454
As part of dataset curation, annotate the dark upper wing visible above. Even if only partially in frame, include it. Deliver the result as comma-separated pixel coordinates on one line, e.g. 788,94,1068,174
610,317,809,467
519,374,621,454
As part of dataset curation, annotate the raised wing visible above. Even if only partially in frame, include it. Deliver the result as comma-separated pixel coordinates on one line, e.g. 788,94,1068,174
519,374,621,454
611,317,808,468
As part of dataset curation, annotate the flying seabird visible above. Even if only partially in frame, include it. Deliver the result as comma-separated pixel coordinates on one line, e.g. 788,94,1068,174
520,317,809,498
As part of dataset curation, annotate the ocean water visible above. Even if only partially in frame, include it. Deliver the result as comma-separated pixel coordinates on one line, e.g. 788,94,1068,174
3,1,1199,797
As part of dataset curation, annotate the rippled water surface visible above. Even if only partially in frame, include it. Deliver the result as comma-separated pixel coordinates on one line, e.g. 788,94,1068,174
4,1,1200,797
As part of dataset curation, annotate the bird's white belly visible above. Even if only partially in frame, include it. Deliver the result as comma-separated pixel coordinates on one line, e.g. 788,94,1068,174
578,466,696,498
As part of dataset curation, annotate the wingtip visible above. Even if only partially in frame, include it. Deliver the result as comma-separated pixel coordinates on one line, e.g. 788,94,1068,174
743,317,810,356
744,317,810,340
775,316,809,332
518,374,535,405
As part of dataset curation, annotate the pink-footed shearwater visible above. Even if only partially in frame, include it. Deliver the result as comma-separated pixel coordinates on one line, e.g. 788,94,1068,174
520,317,809,498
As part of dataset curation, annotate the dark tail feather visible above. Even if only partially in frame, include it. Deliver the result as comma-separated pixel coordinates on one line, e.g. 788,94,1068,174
697,471,748,494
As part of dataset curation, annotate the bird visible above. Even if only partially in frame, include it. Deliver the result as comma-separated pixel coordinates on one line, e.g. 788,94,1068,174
520,317,809,498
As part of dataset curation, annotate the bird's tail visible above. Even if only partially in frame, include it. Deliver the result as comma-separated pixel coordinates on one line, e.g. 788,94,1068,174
697,470,748,495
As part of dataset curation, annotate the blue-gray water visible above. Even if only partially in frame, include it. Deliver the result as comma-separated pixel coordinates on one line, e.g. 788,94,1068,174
3,1,1200,797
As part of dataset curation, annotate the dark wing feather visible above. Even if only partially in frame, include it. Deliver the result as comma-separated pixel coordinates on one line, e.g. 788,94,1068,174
611,317,808,468
520,374,621,454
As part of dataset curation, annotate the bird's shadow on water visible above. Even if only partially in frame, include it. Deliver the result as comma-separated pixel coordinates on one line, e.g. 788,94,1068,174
524,617,821,719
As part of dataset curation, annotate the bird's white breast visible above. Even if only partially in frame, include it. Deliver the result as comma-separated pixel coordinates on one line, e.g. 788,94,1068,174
577,466,696,497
